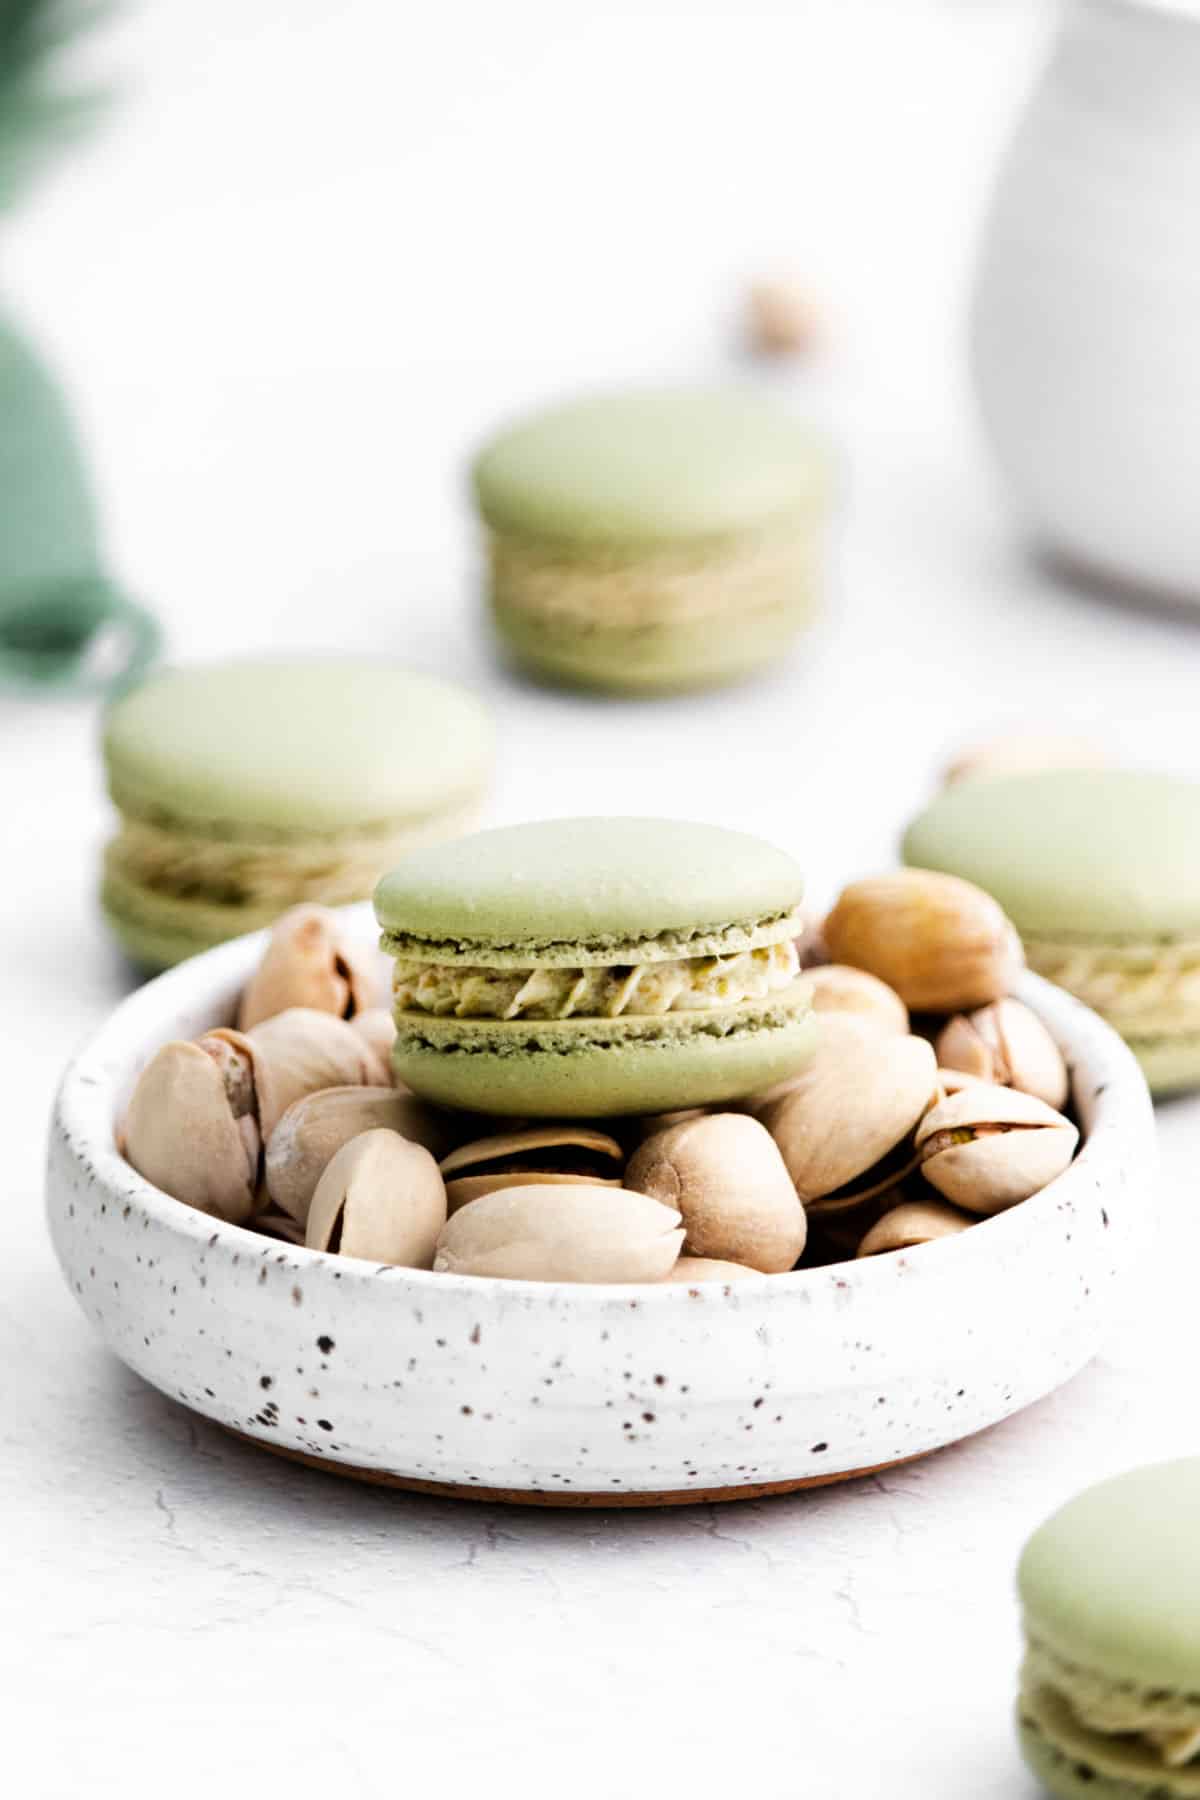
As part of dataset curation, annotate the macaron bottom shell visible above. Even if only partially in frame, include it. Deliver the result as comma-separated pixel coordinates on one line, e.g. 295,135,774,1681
490,590,816,694
390,1008,819,1117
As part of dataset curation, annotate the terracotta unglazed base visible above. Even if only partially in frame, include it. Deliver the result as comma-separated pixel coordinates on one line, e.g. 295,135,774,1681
223,1427,925,1507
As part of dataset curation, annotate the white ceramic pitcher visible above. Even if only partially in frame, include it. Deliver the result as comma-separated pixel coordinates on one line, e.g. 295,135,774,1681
972,0,1200,600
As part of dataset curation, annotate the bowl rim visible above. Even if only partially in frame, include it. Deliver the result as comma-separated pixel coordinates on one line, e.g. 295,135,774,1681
50,910,1154,1312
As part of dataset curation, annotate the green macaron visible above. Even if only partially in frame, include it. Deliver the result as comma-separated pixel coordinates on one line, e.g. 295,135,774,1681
903,769,1200,1095
374,817,816,1116
101,657,493,970
471,386,827,694
1018,1460,1200,1799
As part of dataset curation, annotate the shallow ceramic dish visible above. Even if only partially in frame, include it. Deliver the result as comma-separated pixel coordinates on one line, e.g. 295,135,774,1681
47,909,1154,1506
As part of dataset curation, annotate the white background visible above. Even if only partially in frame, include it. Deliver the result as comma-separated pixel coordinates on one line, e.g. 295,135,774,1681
5,3,1200,1796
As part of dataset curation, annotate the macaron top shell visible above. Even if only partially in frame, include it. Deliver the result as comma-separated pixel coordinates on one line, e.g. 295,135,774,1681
472,387,825,547
1019,1460,1200,1690
375,818,805,960
104,659,493,837
903,769,1200,939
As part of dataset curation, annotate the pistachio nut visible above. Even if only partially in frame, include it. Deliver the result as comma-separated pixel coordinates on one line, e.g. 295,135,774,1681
236,905,378,1030
265,1084,458,1224
935,997,1069,1111
943,731,1108,789
915,1083,1079,1214
759,1029,938,1210
745,277,819,358
824,869,1023,1012
350,1008,398,1077
440,1126,624,1182
625,1113,805,1273
122,1037,261,1223
206,1006,385,1140
433,1185,684,1283
306,1129,447,1268
661,1255,762,1284
806,964,909,1036
856,1199,972,1258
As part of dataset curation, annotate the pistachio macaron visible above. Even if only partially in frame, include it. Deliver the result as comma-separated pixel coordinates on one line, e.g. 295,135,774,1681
903,769,1200,1094
101,657,493,969
1018,1460,1200,1798
374,817,816,1116
471,386,827,693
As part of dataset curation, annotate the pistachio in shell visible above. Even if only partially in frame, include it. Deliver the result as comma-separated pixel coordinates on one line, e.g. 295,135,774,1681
915,1083,1078,1214
625,1113,805,1273
237,905,378,1030
207,1006,385,1140
253,1206,307,1245
265,1085,458,1224
856,1199,972,1258
806,964,909,1036
121,1038,260,1224
824,869,1023,1013
306,1129,447,1267
935,997,1069,1111
758,1029,938,1210
661,1256,762,1284
432,1185,683,1283
439,1126,625,1213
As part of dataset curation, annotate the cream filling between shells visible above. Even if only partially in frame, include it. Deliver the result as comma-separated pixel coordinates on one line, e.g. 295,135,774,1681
392,940,801,1021
488,523,816,629
106,805,477,911
1025,938,1200,1035
1023,1640,1200,1769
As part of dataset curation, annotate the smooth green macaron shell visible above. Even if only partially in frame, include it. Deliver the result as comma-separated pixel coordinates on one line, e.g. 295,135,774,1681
375,817,815,1116
903,769,1200,1094
471,387,826,694
1018,1461,1200,1798
102,658,493,968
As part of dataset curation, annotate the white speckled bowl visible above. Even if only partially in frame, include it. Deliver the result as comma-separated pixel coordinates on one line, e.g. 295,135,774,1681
47,909,1154,1506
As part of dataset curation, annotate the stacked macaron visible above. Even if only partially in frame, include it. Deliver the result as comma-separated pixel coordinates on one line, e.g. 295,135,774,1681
904,769,1200,1094
471,386,827,693
101,657,493,969
1018,1461,1200,1799
374,817,817,1116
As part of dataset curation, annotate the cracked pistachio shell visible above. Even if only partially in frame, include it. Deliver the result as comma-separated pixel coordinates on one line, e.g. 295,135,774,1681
806,964,909,1035
936,998,1069,1110
915,1083,1078,1213
445,1172,621,1216
264,1085,458,1224
433,1185,684,1283
212,1007,384,1139
306,1128,447,1267
759,1029,938,1206
236,905,378,1030
824,869,1023,1012
350,1008,398,1076
440,1126,624,1179
661,1255,762,1284
122,1039,259,1223
856,1199,973,1258
625,1113,805,1273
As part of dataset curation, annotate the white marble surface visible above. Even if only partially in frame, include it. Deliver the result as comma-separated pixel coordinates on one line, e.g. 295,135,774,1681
6,3,1200,1795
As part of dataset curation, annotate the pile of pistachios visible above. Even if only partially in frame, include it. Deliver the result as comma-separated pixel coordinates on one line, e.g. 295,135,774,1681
119,871,1080,1284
